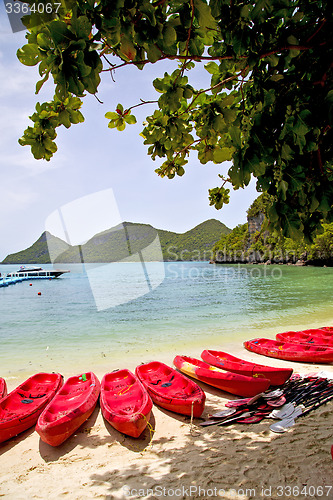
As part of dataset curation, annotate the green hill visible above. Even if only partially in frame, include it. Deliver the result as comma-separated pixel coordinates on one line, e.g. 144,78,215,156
1,232,70,264
1,219,231,264
158,219,231,261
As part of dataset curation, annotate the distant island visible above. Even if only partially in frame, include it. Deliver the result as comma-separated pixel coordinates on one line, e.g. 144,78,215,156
3,196,332,266
1,219,231,264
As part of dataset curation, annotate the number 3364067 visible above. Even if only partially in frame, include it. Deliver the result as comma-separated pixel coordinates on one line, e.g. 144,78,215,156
5,2,61,14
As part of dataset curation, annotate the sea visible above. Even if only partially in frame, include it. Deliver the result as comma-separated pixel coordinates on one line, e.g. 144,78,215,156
1,261,333,382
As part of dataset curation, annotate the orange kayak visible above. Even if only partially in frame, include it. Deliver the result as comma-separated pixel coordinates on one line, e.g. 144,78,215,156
136,361,205,417
174,355,270,396
36,372,100,446
244,338,333,363
201,350,292,386
276,329,333,347
100,370,153,438
0,378,7,400
0,373,63,444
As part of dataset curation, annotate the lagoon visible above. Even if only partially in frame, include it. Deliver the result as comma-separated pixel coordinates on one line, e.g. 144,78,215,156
0,261,332,380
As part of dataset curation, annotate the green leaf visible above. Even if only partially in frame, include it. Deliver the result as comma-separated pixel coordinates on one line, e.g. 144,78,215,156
68,109,84,124
124,114,137,124
188,38,204,57
17,44,41,66
281,143,294,160
267,54,279,67
205,62,219,75
229,126,241,147
213,147,233,163
36,71,50,94
48,21,71,47
140,2,156,26
278,180,289,201
163,25,177,46
74,16,92,39
222,108,237,124
194,0,217,30
116,118,126,131
270,74,284,82
325,90,333,104
105,112,119,120
59,110,71,128
287,35,299,45
146,44,161,63
44,137,58,153
36,33,50,51
268,204,279,223
240,5,250,18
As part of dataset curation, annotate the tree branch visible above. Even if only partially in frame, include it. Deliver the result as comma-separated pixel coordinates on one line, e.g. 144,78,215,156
179,69,248,116
125,99,158,113
307,19,326,43
101,44,318,73
178,0,195,79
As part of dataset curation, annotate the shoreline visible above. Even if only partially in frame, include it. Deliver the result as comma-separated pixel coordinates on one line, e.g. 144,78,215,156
1,342,333,500
3,317,333,387
3,308,333,385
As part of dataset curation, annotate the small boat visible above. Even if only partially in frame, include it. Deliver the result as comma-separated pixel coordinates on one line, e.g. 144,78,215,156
6,266,69,280
201,350,293,386
174,355,270,397
135,361,205,417
36,372,100,446
100,370,152,438
0,372,63,444
276,330,333,347
0,378,7,400
244,338,333,364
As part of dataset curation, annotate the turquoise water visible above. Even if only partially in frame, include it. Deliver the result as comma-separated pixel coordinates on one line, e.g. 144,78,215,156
0,262,332,380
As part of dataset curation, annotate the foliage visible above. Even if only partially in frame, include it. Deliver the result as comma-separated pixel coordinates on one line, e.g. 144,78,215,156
17,0,333,239
213,223,249,260
213,196,333,264
247,193,273,218
308,222,333,260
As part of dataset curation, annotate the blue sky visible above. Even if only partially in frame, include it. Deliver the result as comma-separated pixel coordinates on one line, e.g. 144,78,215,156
0,6,258,261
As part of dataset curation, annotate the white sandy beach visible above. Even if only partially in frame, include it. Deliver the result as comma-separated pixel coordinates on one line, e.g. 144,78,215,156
1,345,333,500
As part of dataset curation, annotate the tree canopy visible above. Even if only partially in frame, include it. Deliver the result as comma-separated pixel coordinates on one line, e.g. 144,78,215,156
17,0,333,240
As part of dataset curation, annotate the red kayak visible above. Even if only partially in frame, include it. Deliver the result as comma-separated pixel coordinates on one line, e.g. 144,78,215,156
0,378,7,400
244,338,333,364
201,350,292,386
174,355,270,397
100,370,152,438
136,361,205,417
36,372,100,446
0,373,63,444
318,326,333,333
276,330,333,347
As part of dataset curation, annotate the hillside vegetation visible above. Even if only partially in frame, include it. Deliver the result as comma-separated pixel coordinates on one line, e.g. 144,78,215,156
213,195,333,265
2,219,230,264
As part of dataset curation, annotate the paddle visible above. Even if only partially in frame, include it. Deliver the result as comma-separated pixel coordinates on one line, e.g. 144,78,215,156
299,389,333,417
200,409,247,427
209,408,237,419
217,411,253,426
225,392,265,408
265,395,286,407
270,405,304,433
